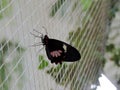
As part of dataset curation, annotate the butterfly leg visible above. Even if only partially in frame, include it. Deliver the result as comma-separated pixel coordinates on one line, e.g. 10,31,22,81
55,62,58,64
59,61,62,64
54,60,62,64
51,60,54,63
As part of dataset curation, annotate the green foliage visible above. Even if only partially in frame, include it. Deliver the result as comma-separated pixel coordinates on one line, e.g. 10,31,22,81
38,55,49,70
108,0,119,24
0,39,25,90
0,52,8,90
49,0,93,17
46,63,68,85
0,0,12,20
50,0,66,17
38,55,71,86
106,43,115,52
111,49,120,67
106,44,120,67
101,57,106,67
96,51,106,67
81,0,92,11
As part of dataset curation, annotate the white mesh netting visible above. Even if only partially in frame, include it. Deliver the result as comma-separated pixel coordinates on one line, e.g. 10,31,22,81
0,0,110,90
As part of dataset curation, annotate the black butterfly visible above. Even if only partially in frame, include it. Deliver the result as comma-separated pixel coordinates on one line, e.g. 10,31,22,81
31,27,81,64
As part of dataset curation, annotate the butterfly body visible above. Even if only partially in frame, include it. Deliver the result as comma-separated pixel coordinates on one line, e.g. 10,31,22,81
42,35,81,64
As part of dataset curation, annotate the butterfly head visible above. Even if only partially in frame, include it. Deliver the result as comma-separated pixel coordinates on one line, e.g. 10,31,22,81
42,35,49,45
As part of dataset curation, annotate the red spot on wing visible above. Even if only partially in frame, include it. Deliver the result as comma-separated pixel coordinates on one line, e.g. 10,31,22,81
50,50,62,57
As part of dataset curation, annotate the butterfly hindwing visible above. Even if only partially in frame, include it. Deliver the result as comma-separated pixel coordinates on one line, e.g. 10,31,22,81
45,39,81,64
63,44,81,62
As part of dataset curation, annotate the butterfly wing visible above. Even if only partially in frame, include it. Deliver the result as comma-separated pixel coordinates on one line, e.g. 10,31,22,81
45,39,81,64
63,44,81,62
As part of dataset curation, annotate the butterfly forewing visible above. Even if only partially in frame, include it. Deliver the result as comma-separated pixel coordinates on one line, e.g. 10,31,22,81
45,38,81,64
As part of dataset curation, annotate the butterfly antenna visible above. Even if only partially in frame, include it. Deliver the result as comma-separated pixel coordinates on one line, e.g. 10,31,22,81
33,29,44,37
29,42,43,47
42,26,48,35
30,32,42,38
33,29,42,34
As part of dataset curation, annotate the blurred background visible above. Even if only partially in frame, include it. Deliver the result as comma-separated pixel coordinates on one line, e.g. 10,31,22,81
0,0,120,90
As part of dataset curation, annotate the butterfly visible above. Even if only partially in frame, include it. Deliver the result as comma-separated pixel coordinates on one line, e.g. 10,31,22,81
31,27,81,64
